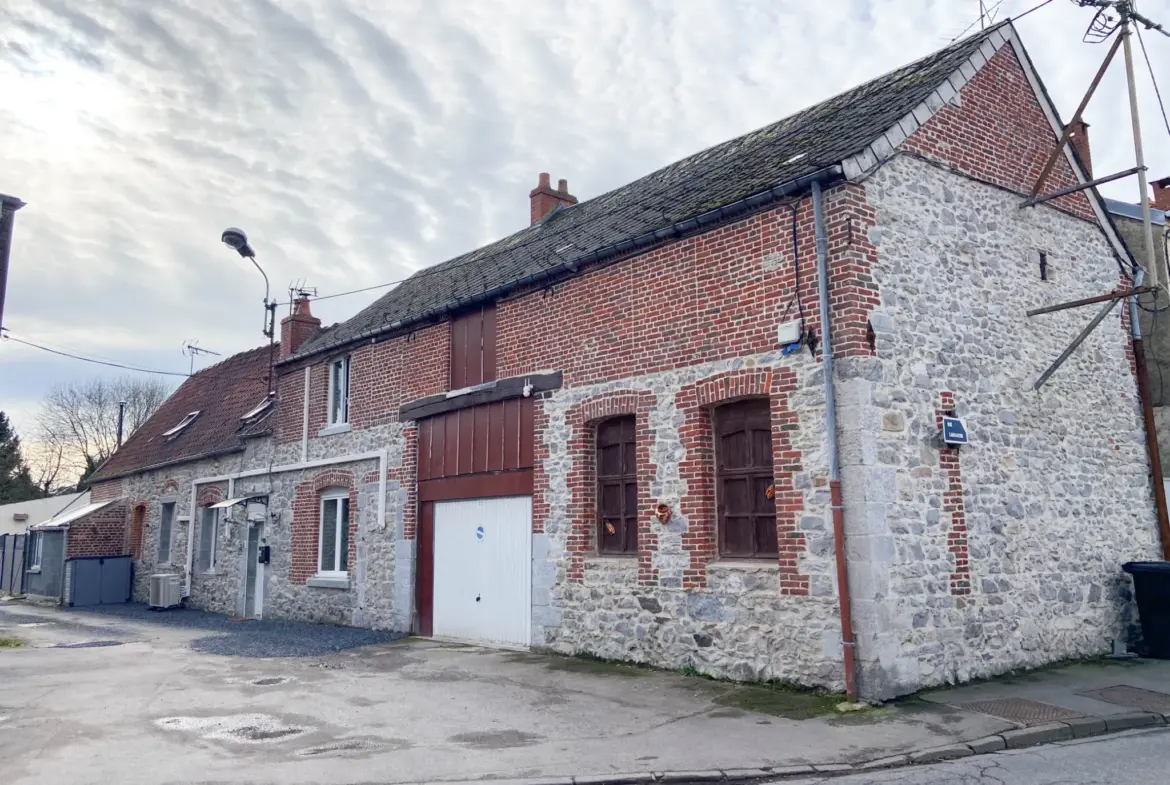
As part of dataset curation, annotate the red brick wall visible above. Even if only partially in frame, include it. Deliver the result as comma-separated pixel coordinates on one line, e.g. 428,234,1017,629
495,200,824,387
935,392,971,596
902,43,1095,223
289,469,358,584
90,480,123,502
67,502,129,558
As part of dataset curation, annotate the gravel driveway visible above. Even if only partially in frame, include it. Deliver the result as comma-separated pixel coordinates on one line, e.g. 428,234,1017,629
71,602,403,657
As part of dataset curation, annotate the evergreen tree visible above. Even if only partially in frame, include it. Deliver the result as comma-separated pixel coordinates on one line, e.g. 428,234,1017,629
0,412,43,503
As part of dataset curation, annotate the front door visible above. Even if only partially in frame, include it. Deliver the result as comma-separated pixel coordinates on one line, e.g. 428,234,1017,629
244,524,264,619
431,496,532,647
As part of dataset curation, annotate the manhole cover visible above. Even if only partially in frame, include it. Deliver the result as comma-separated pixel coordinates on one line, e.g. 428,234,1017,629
54,640,123,649
1078,685,1170,713
951,698,1085,725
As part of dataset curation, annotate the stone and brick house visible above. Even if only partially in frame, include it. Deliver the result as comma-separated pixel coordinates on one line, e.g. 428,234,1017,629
91,21,1164,700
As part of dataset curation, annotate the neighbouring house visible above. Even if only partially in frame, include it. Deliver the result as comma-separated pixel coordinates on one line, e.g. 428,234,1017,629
0,491,89,535
1105,178,1170,460
89,20,1164,700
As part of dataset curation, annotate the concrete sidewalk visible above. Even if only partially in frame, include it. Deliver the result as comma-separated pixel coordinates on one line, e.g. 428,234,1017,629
0,602,1167,785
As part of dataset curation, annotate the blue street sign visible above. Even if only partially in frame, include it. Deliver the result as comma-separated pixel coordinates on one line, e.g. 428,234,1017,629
942,416,968,446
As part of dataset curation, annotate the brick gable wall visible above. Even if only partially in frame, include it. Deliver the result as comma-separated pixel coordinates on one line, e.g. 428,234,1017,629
901,43,1095,223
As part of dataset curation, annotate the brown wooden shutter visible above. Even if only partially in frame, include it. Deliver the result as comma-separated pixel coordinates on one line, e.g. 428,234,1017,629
715,399,777,558
597,416,638,554
450,306,498,389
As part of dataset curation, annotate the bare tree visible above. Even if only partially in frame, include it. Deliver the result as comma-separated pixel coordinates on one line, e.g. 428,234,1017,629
34,376,173,489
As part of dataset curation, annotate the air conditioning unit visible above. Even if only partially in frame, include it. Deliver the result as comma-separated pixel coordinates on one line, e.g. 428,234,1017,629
149,574,182,610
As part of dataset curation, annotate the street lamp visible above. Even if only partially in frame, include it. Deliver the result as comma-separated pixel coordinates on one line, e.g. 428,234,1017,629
221,227,277,392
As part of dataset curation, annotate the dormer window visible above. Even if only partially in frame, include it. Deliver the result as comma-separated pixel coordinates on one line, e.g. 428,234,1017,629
162,411,200,439
240,394,275,423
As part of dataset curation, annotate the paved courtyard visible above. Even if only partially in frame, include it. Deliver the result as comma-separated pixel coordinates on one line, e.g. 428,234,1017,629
0,601,1014,785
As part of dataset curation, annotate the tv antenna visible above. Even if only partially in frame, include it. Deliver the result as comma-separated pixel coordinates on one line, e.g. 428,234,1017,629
288,279,317,311
182,339,221,375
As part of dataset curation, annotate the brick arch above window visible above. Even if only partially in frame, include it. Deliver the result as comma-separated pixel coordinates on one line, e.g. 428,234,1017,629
694,367,795,407
311,469,356,494
161,479,180,495
197,486,223,508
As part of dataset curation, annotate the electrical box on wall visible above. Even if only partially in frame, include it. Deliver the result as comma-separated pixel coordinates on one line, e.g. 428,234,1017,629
777,319,803,346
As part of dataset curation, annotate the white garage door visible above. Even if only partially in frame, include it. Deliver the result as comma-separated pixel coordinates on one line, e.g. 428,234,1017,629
432,496,532,647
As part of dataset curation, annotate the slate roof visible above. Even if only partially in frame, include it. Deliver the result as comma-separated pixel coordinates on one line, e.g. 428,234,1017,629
90,344,276,482
288,23,1007,363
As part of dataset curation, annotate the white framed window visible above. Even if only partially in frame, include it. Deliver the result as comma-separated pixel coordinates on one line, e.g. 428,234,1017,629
158,502,176,564
198,507,219,572
318,489,350,576
328,356,351,426
29,532,43,571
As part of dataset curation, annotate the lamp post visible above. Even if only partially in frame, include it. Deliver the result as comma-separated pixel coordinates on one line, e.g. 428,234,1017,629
221,227,277,392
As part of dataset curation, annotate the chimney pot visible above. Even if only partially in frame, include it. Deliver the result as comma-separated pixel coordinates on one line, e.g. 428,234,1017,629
280,294,322,359
529,172,579,225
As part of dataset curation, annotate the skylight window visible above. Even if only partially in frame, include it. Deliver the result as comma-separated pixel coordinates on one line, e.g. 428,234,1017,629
162,411,200,439
240,395,274,423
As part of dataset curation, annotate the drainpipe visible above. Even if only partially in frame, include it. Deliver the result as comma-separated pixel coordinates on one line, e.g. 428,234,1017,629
812,179,859,701
1128,269,1170,558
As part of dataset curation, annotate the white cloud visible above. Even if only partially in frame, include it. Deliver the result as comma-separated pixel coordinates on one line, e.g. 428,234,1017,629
1,0,1167,439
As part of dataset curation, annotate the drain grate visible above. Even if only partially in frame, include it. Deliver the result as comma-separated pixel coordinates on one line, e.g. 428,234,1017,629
951,697,1086,725
1078,685,1170,713
54,640,123,649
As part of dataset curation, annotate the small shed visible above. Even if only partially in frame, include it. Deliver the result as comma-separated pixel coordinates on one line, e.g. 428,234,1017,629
25,498,132,606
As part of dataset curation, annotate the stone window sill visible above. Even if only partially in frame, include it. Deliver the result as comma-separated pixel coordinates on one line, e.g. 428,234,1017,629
707,560,779,571
25,567,41,575
307,575,350,590
318,423,352,438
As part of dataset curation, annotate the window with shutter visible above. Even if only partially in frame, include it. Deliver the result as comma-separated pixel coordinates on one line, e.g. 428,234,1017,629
449,306,497,389
715,399,777,558
198,507,218,572
596,416,638,555
158,502,175,564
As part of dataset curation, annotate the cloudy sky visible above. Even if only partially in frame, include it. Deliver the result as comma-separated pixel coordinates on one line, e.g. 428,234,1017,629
2,0,1168,442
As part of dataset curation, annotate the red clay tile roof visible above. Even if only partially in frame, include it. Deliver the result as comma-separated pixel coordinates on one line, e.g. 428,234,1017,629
90,344,277,481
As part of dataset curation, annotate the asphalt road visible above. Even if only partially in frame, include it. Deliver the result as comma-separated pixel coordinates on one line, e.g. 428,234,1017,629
790,727,1170,784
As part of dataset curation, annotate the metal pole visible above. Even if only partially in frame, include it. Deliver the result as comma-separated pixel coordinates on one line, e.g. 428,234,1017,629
1026,286,1153,317
812,179,858,702
116,401,126,449
1033,297,1120,390
1022,166,1144,209
1030,32,1122,197
0,194,27,336
1128,270,1170,557
1122,20,1160,287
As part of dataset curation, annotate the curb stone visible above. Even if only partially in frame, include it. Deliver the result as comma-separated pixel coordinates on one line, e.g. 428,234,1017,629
908,743,973,764
1104,712,1164,732
434,717,1170,785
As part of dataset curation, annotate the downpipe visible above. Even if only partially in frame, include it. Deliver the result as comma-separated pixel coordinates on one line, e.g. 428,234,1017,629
812,179,859,701
1128,269,1170,559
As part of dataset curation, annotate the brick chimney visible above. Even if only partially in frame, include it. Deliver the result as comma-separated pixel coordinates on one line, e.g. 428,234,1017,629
280,295,321,359
1068,119,1092,179
1153,177,1170,213
529,172,578,225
